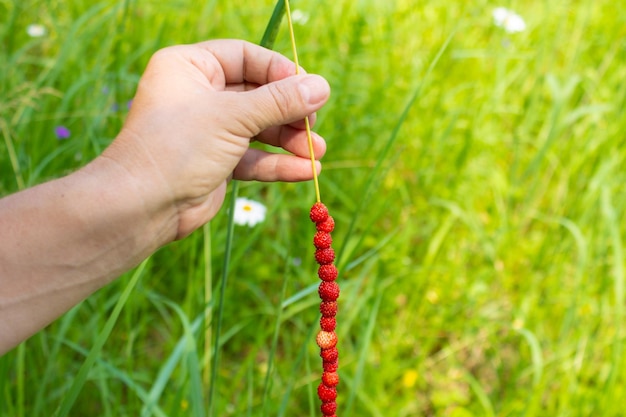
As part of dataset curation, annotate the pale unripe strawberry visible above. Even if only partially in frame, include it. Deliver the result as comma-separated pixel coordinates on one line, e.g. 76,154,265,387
316,331,338,349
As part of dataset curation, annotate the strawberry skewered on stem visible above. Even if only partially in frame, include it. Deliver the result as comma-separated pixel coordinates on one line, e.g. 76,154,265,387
311,202,341,415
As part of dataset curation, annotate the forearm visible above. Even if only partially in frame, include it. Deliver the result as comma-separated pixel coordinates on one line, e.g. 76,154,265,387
0,39,331,355
0,156,177,354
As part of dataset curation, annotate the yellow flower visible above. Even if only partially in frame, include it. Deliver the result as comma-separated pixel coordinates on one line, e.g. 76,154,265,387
512,318,524,330
402,369,419,388
426,290,439,304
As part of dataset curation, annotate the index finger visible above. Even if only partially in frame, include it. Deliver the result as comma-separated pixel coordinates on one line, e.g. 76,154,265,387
195,39,303,86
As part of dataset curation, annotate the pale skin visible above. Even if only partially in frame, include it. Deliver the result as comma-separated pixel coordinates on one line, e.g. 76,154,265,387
0,39,331,355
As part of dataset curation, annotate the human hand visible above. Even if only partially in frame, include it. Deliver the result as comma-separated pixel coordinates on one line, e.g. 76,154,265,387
102,39,331,240
0,39,332,351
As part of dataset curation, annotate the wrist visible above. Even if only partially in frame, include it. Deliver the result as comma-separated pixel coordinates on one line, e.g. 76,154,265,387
0,151,178,352
78,152,180,256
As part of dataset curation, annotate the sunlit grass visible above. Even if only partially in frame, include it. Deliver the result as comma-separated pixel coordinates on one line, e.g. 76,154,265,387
2,0,626,416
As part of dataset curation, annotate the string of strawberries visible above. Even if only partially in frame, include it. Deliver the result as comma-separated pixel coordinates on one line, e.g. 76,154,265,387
280,1,340,413
310,202,340,416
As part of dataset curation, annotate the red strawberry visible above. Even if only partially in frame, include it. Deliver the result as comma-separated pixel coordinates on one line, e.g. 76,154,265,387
315,248,335,265
320,316,336,332
322,371,340,387
323,360,338,372
320,401,337,415
316,331,337,349
319,301,337,317
316,216,335,233
311,204,341,409
320,347,339,362
318,264,338,281
318,281,340,301
314,231,332,249
310,202,329,223
317,384,337,402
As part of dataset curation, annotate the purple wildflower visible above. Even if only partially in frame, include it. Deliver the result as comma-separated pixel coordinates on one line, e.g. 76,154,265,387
54,125,71,140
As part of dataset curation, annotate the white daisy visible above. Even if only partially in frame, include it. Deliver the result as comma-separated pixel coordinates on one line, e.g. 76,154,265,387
291,9,310,25
492,7,526,33
26,24,47,38
233,197,267,227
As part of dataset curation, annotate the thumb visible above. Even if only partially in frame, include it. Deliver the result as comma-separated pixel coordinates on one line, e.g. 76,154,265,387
239,74,330,133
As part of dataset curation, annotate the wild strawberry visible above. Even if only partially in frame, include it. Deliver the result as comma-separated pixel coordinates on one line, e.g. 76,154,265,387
317,383,337,402
314,231,332,249
323,360,338,372
310,202,329,223
319,301,337,317
320,316,336,332
320,347,339,362
318,281,340,302
315,248,335,265
316,331,338,349
320,401,337,415
318,264,338,281
316,216,335,233
322,371,340,387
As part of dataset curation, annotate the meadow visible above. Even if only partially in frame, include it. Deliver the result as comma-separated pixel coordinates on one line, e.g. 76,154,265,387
2,0,626,415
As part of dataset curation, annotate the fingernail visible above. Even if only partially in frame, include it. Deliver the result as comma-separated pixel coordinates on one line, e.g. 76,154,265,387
300,75,329,105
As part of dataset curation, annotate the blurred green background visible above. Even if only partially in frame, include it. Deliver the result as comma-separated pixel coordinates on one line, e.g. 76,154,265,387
1,0,626,416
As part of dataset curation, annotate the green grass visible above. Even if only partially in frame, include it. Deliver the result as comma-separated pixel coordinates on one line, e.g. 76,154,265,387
2,0,626,415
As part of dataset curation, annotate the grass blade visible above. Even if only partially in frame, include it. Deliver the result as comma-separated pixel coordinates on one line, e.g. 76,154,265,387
207,3,286,414
140,306,205,417
53,258,150,417
62,340,170,417
260,0,285,49
203,221,212,389
336,30,456,265
261,246,292,412
207,181,238,417
155,297,206,417
0,119,25,189
600,186,625,401
343,289,383,415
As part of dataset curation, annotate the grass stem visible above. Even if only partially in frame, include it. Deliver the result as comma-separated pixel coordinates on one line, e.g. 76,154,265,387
285,0,321,203
202,222,212,389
